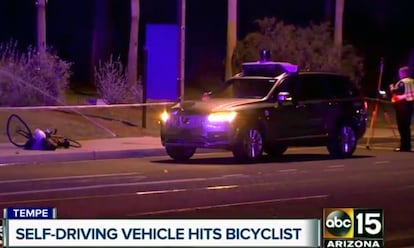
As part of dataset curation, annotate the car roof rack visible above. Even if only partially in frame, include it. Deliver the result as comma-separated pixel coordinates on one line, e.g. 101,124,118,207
241,61,298,77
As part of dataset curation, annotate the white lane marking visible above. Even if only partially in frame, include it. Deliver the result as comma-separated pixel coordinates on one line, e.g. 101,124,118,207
207,185,238,190
137,189,187,195
221,174,249,178
136,185,239,195
0,174,248,197
0,184,241,204
128,194,329,216
324,164,345,172
0,163,19,167
0,176,147,196
328,164,344,168
0,172,143,184
279,169,297,173
374,160,390,165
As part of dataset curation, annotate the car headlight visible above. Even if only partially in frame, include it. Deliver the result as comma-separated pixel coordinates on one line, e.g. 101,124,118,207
160,111,170,122
207,111,237,122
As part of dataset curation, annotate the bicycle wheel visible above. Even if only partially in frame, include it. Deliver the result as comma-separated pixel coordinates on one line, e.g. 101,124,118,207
66,137,82,148
51,135,82,149
6,114,32,148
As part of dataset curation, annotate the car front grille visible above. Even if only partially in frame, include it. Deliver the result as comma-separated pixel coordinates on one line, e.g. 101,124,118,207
169,115,205,128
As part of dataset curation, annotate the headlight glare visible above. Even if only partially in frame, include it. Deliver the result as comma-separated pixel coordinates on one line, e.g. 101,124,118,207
207,111,237,122
161,111,170,122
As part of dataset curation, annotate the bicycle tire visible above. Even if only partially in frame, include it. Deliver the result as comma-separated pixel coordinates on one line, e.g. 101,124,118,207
50,135,82,148
66,137,82,148
6,114,32,148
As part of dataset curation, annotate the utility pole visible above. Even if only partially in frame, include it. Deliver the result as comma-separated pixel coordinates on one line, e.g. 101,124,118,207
178,0,186,103
334,0,344,47
36,0,47,54
127,0,140,89
226,0,238,80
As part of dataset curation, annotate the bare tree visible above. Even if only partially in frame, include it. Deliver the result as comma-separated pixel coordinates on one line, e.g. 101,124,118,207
225,0,237,80
178,0,186,102
127,0,140,88
36,0,47,54
334,0,344,47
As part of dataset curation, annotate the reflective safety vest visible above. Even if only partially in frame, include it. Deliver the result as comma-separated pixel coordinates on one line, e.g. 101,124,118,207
391,77,414,102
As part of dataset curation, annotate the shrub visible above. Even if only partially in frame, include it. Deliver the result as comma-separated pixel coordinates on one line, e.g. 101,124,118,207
0,41,72,106
232,18,364,82
94,55,142,104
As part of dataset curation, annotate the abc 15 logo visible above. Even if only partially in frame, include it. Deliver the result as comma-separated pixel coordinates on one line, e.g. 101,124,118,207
323,208,383,239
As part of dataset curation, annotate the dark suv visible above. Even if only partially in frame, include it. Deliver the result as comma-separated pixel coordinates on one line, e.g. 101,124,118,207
160,60,367,161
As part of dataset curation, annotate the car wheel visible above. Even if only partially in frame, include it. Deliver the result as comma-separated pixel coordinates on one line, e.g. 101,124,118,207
265,144,288,157
165,146,196,161
327,125,357,158
232,127,264,161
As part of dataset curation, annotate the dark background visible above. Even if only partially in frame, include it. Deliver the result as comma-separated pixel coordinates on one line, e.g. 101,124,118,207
1,0,414,96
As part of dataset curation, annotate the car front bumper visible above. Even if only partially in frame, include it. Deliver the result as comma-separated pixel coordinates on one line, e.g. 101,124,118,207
160,121,237,149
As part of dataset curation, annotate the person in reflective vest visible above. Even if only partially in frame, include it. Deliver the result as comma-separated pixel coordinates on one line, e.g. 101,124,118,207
389,66,414,152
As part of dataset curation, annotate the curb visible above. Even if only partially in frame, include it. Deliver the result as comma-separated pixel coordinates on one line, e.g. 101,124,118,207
0,148,225,164
0,148,167,164
0,137,401,165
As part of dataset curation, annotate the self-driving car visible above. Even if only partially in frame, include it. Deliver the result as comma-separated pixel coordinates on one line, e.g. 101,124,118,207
160,56,367,162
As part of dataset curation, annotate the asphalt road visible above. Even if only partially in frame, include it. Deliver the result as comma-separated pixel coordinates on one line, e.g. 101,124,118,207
0,146,413,247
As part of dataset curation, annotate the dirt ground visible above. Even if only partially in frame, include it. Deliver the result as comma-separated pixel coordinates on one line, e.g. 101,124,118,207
0,105,167,144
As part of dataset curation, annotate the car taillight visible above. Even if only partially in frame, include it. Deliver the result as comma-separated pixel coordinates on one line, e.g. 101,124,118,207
364,101,368,110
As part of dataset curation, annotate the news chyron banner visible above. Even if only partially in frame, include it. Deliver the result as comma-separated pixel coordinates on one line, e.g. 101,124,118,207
2,207,320,247
1,217,3,248
1,207,57,248
323,208,384,248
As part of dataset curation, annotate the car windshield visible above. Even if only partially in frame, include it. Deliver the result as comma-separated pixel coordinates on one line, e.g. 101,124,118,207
210,78,276,99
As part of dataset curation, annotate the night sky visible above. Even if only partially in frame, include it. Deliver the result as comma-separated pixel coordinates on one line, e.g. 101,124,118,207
1,0,414,94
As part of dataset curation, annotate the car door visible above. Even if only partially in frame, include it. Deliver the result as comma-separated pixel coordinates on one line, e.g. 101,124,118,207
293,74,329,137
265,75,310,140
323,75,358,134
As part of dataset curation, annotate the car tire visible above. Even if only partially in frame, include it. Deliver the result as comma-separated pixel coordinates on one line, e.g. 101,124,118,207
265,144,288,157
165,146,196,161
327,124,357,158
232,127,264,162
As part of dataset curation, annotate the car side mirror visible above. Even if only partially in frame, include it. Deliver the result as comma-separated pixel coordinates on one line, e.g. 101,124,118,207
378,89,388,99
277,92,293,105
201,91,212,101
